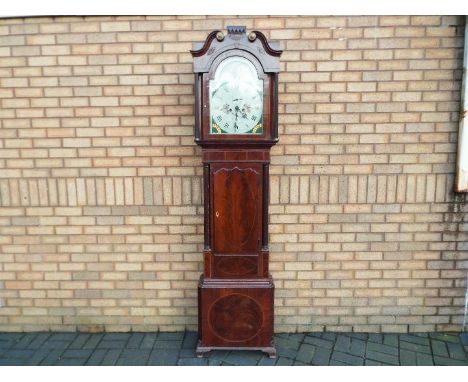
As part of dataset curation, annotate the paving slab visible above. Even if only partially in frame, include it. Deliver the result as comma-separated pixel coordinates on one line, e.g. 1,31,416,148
321,333,337,342
429,333,460,343
331,350,364,366
103,333,130,341
126,333,145,349
430,339,449,358
56,358,87,366
303,335,334,349
208,358,224,366
158,332,184,341
447,342,468,360
177,357,208,366
415,352,433,366
365,350,399,365
0,331,466,366
68,333,91,350
49,333,77,342
366,341,399,356
27,333,51,350
276,357,294,366
365,359,383,366
224,351,260,366
295,343,316,364
149,347,180,366
82,333,104,349
181,332,198,349
62,349,93,359
6,349,35,359
12,333,39,349
24,348,50,366
383,334,399,347
153,340,183,349
400,334,430,346
39,349,66,366
329,359,350,366
399,349,417,366
311,347,332,365
433,356,468,366
349,338,366,357
293,360,308,366
85,349,107,366
399,340,432,354
100,349,122,366
257,357,276,366
276,344,297,359
97,340,127,349
140,333,158,350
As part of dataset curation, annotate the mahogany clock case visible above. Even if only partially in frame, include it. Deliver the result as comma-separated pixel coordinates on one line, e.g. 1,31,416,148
191,26,282,358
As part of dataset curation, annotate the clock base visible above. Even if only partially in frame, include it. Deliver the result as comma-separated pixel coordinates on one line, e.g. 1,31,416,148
197,275,275,356
195,340,277,359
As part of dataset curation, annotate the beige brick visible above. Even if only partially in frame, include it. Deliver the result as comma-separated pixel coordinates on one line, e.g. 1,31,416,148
0,15,464,333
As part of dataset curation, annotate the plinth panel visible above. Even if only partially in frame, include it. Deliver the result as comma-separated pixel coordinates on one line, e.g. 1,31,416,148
198,276,274,349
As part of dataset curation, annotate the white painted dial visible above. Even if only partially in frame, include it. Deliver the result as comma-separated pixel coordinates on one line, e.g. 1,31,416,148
209,56,263,134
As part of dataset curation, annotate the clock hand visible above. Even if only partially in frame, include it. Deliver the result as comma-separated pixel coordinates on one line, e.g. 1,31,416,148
241,104,249,119
234,105,241,120
234,105,239,130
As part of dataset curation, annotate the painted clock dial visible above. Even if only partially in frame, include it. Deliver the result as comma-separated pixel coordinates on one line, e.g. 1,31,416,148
209,56,263,134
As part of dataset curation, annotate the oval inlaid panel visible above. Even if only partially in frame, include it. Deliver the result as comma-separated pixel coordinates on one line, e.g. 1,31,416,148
215,256,258,277
209,293,263,342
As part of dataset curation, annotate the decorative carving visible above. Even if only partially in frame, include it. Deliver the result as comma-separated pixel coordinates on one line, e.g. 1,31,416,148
251,30,283,57
190,30,220,57
191,26,282,74
212,166,259,176
209,294,263,342
227,25,246,35
227,26,245,41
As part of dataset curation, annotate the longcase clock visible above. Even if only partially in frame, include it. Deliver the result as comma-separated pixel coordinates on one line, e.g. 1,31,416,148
190,26,282,358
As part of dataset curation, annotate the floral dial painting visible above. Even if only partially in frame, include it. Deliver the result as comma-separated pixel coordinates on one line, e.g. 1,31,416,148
209,56,263,134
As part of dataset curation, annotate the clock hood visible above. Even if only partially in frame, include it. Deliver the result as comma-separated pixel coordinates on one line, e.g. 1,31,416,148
190,26,282,74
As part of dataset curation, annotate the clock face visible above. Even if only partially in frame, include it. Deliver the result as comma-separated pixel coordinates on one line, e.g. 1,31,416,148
209,56,263,134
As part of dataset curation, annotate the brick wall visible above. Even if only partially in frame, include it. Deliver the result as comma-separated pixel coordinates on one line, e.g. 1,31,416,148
0,15,467,332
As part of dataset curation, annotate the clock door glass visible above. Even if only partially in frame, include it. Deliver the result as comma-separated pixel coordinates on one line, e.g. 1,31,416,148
209,56,263,134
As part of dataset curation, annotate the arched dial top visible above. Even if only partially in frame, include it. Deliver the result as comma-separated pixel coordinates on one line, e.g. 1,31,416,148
210,56,263,135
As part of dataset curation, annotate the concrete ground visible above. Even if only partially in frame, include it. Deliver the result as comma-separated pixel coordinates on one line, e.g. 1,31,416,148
0,331,467,366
